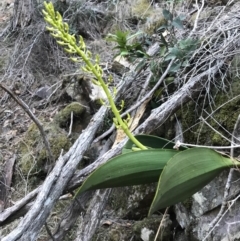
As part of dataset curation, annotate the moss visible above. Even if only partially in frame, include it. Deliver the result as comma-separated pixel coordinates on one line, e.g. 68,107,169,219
54,102,86,127
18,122,71,175
180,87,240,146
38,133,71,162
182,197,193,211
131,0,154,18
143,11,166,34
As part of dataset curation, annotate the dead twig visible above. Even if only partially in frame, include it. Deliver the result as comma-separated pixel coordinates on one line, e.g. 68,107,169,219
154,207,169,241
0,155,16,212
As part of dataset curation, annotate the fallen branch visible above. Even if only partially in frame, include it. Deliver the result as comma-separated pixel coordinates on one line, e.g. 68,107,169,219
0,155,16,212
74,189,112,241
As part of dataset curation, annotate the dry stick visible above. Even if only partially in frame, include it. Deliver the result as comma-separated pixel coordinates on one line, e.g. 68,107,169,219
0,83,54,163
202,193,240,241
94,59,174,142
203,114,240,240
0,155,16,212
200,116,233,144
0,187,40,225
136,60,225,134
49,137,114,241
190,0,205,37
67,111,73,137
154,207,169,241
45,223,56,241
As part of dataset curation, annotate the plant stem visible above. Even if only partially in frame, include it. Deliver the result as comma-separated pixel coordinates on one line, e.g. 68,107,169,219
76,48,147,150
43,1,147,150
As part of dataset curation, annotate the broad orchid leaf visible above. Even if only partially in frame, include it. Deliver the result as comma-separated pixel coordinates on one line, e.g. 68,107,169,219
162,9,173,21
171,17,184,30
123,134,187,153
149,148,237,215
75,149,179,196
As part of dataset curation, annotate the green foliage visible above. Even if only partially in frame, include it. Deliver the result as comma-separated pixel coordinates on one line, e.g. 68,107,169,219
149,147,235,214
157,9,200,70
148,8,200,107
150,8,200,84
122,134,187,153
77,137,240,215
76,149,178,193
106,30,148,59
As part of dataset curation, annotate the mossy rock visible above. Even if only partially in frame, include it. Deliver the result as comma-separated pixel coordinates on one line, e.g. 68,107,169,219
54,102,86,128
18,122,71,175
181,87,240,146
109,184,157,220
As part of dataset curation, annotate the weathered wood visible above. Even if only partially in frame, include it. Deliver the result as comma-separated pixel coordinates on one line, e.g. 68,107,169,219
0,155,15,212
47,191,94,241
48,137,114,241
74,189,112,241
0,187,39,225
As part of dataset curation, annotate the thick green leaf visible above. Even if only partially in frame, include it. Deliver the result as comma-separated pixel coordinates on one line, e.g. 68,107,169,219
171,17,184,30
165,47,183,61
169,61,182,73
162,9,173,21
76,149,179,196
149,148,237,215
123,134,187,153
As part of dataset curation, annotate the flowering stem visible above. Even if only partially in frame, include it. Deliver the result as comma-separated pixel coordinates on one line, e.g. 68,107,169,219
43,1,147,150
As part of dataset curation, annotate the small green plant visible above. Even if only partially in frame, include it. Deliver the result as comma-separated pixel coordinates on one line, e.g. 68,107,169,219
106,30,148,59
151,9,200,80
43,2,240,215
